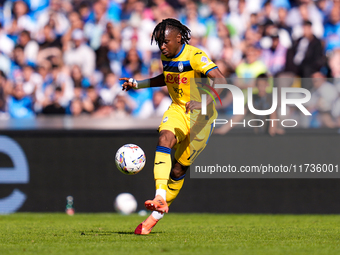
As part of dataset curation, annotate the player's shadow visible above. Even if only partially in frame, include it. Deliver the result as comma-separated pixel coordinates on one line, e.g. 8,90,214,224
112,231,161,235
113,231,135,235
81,231,161,236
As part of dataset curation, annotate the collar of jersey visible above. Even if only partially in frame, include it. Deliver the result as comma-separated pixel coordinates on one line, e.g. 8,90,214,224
172,44,185,59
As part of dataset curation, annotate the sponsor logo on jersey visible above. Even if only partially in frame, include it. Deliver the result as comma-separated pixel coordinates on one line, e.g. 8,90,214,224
201,56,213,68
173,87,184,98
201,56,208,63
163,117,168,123
165,73,187,85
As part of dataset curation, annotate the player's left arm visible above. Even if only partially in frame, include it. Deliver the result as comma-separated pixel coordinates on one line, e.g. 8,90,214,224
185,67,226,114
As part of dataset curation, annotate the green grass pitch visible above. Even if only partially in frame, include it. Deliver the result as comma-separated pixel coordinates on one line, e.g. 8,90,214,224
0,213,340,255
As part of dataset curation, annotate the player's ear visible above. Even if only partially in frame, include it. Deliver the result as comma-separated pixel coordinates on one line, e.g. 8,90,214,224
176,33,181,44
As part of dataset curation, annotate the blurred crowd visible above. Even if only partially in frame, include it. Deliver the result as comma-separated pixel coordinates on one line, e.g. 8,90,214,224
0,0,340,128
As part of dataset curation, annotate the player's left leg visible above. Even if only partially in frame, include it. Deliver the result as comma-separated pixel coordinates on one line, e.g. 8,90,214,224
143,105,189,215
144,130,177,214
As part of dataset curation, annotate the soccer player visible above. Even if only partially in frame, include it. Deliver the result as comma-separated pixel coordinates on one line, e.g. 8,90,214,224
120,18,226,235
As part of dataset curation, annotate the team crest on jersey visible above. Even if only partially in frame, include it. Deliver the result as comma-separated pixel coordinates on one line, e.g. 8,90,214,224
178,62,184,72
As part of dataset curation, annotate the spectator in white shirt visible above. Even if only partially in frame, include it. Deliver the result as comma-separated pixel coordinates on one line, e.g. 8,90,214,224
63,29,96,78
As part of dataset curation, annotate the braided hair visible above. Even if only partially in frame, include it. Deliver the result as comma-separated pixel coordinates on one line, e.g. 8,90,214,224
151,18,191,46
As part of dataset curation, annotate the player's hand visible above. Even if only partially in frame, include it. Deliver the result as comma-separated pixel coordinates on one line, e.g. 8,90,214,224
119,78,137,91
185,101,201,114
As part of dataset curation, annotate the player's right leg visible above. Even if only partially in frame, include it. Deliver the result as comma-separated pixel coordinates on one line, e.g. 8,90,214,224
134,161,188,235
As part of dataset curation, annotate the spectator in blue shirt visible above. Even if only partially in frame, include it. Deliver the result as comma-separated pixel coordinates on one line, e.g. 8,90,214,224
323,5,340,53
7,81,35,118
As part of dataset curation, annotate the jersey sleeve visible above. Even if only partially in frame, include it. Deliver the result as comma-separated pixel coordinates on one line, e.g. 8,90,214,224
190,50,217,75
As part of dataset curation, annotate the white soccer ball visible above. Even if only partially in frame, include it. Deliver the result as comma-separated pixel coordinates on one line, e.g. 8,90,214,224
114,193,137,215
115,144,146,175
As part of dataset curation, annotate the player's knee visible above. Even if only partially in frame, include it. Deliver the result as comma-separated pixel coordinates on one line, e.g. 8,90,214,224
158,134,169,147
171,162,187,179
171,168,185,179
158,131,176,148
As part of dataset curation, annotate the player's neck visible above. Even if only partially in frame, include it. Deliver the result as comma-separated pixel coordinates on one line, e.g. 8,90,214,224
172,44,185,59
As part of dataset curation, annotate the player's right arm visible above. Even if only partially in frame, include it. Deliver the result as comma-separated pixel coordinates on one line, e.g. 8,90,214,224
119,74,166,91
